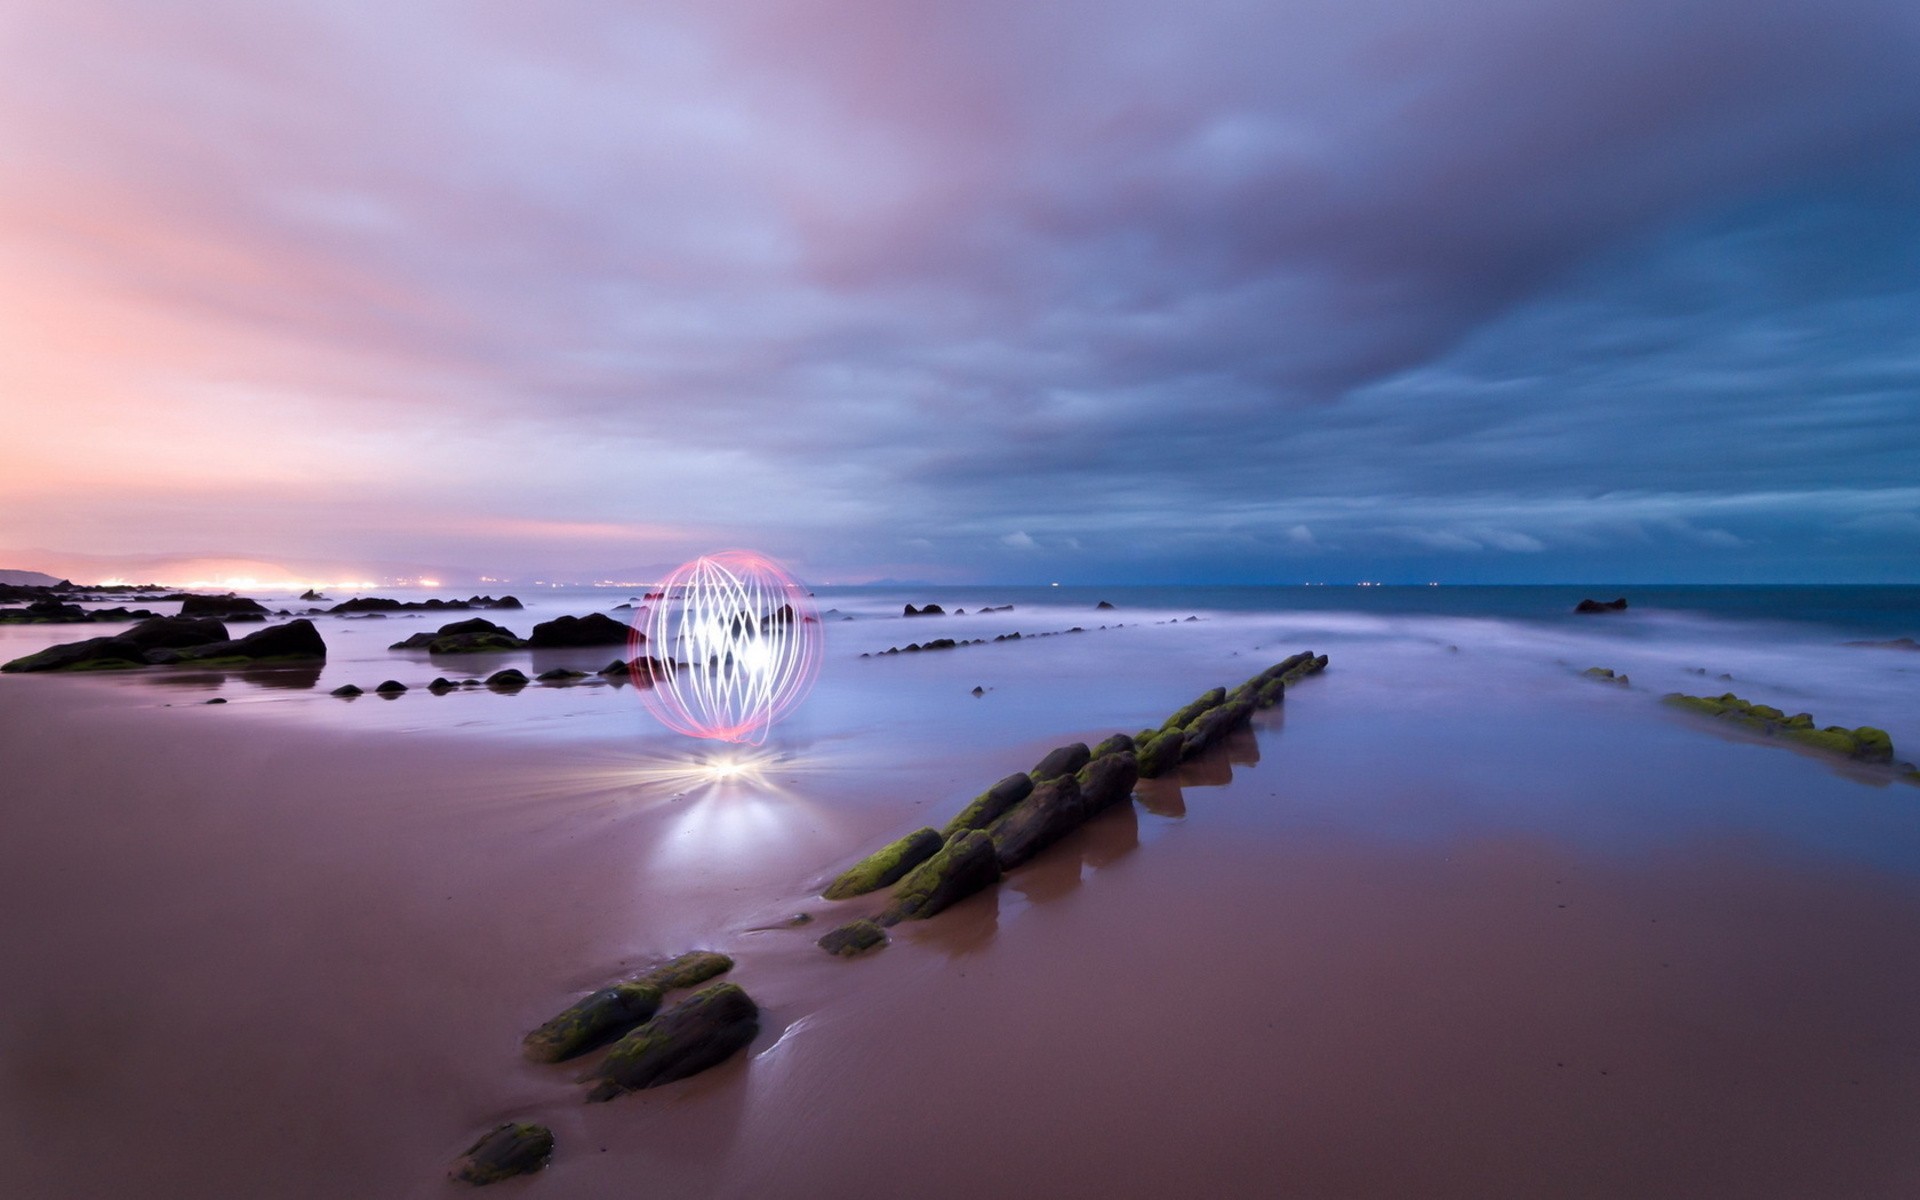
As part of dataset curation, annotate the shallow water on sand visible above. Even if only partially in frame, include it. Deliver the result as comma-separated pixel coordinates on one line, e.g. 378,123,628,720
2,586,1919,1197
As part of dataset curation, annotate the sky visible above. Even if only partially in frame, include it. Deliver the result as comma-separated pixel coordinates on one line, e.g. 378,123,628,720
2,0,1917,586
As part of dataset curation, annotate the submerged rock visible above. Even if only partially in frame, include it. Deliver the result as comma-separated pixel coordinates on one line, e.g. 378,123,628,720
374,680,407,695
586,982,759,1101
330,684,363,697
817,919,888,957
388,617,525,653
523,950,734,1063
485,668,528,689
1575,597,1629,613
1663,691,1897,764
823,828,944,899
879,830,1000,924
179,594,270,619
536,667,588,682
449,1122,553,1186
1583,667,1630,685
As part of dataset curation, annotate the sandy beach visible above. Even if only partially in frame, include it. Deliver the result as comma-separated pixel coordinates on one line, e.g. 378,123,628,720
6,589,1920,1198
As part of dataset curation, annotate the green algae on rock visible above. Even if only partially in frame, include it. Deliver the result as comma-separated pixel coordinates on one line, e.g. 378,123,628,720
879,830,1001,925
1662,691,1897,764
822,828,943,899
1030,742,1092,781
942,772,1034,838
817,918,888,957
450,1122,553,1186
585,981,759,1101
522,950,734,1063
1583,667,1630,685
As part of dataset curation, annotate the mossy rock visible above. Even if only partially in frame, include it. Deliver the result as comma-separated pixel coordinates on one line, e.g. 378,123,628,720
879,830,1000,925
942,772,1033,837
521,950,733,1063
1076,750,1138,814
450,1122,553,1185
823,828,943,899
1254,676,1286,708
1162,688,1226,732
1091,733,1135,759
817,918,888,957
987,777,1086,871
1667,691,1900,765
586,981,759,1101
1031,742,1091,781
1135,729,1185,778
1181,699,1254,760
1583,667,1629,684
486,668,529,689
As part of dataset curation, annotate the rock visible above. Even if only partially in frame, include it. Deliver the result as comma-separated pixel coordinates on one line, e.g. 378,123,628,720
1180,700,1254,760
427,677,455,693
988,777,1087,870
523,951,734,1063
298,590,325,602
903,603,945,617
1031,742,1091,781
1134,728,1185,778
586,982,759,1101
119,616,231,650
329,595,520,614
942,772,1034,837
331,684,363,697
374,680,407,695
388,617,525,653
1575,597,1629,613
1845,637,1920,651
1075,750,1139,814
179,594,270,619
1096,600,1116,610
818,919,888,957
449,1122,553,1186
1091,733,1135,759
879,830,1000,925
1,635,147,673
204,698,226,705
599,659,631,678
1583,667,1630,685
145,619,327,665
486,668,529,689
1162,688,1226,731
536,667,587,682
527,612,632,648
823,828,944,899
1663,691,1900,764
970,685,985,696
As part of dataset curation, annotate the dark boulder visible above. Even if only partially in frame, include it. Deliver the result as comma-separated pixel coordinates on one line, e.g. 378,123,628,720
987,777,1086,870
527,612,631,648
1096,600,1116,610
822,828,944,899
878,830,1000,925
299,590,325,602
486,668,528,689
427,677,455,693
146,619,326,665
598,659,631,678
179,594,270,619
118,615,230,650
586,982,760,1101
523,950,734,1063
1091,733,1135,759
1076,750,1139,814
1031,742,1091,781
330,684,363,697
903,603,945,617
388,617,525,653
2,635,147,673
449,1122,552,1186
374,680,407,695
536,667,587,682
1575,597,1629,613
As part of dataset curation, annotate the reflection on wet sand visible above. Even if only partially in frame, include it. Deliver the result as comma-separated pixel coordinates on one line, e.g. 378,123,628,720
140,663,325,691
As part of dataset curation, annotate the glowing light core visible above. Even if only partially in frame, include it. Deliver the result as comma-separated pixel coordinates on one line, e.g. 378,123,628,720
630,550,822,744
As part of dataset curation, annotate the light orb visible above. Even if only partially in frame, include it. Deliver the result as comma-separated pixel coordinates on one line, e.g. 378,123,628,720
629,550,822,744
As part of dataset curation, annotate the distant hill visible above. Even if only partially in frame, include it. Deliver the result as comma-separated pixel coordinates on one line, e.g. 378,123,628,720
0,569,67,587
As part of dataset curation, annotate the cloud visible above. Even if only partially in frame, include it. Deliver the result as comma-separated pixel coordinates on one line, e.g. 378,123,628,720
1,0,1918,580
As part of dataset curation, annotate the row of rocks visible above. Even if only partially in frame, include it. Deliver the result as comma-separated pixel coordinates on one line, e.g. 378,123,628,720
328,595,522,613
331,661,641,696
814,650,1328,957
452,952,755,1184
387,613,631,654
1,617,327,673
861,615,1209,659
0,598,160,624
1662,691,1912,775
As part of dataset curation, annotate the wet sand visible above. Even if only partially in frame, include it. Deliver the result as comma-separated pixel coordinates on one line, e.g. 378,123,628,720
7,635,1920,1198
